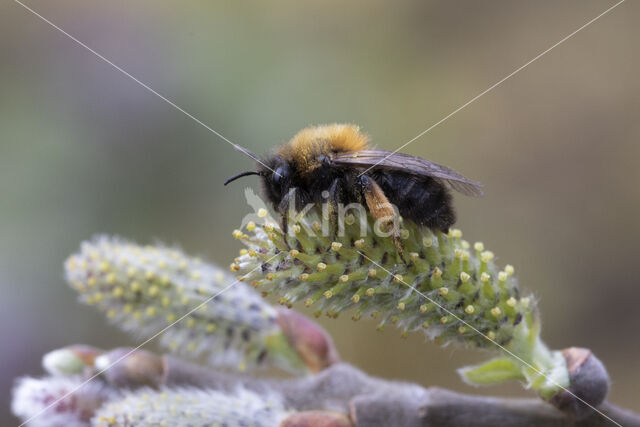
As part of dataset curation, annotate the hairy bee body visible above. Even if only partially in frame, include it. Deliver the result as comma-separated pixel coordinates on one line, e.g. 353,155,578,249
225,124,481,234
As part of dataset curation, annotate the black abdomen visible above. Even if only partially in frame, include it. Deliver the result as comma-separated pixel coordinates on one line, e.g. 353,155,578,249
372,171,455,232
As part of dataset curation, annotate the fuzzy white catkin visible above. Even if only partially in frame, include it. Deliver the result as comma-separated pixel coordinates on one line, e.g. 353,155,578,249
92,387,288,427
65,236,298,372
12,376,118,427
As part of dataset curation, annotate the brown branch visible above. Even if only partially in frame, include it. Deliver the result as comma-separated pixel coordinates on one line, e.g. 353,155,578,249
99,349,640,427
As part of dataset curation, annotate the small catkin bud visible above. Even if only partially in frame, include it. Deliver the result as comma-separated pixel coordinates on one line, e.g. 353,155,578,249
65,236,307,374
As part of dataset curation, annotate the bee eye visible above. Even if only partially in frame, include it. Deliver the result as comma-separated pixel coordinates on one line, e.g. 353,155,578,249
273,165,288,184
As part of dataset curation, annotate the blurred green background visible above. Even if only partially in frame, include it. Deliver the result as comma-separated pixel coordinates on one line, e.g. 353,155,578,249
1,0,638,423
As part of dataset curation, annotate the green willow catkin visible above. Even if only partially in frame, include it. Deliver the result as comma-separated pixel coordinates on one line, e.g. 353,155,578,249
232,208,569,397
65,236,306,374
93,388,288,427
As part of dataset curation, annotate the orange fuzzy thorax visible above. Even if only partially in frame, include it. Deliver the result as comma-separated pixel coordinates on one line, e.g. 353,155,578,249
279,124,370,174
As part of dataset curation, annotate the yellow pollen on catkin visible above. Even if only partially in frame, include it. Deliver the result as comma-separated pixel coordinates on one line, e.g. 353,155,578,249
451,229,462,238
365,288,375,297
239,249,248,256
232,230,243,239
498,271,508,281
460,272,470,282
454,249,464,259
397,302,405,311
186,318,196,328
422,236,433,247
263,223,274,232
246,221,256,231
106,273,116,284
148,285,159,297
317,262,327,272
166,314,176,322
480,272,491,282
505,264,515,275
289,249,299,258
292,224,301,234
481,251,494,262
161,297,170,307
491,307,502,317
112,287,124,297
438,287,449,296
206,324,216,332
440,316,449,324
331,242,343,251
99,261,110,272
354,239,365,249
257,208,268,218
432,267,442,278
474,242,484,252
299,273,309,281
465,305,475,314
88,277,97,287
487,331,496,340
507,297,517,307
368,268,377,278
339,275,349,283
130,281,141,292
393,274,403,283
146,307,156,317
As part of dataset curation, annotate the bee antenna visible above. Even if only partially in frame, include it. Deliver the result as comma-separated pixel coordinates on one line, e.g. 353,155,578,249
224,171,262,186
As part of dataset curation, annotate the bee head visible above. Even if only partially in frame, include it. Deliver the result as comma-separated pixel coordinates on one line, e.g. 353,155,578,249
224,153,293,208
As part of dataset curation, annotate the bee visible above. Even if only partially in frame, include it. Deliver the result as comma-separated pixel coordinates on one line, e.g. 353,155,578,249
224,124,482,242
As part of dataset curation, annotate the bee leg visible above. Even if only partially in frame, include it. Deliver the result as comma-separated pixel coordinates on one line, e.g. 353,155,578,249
278,190,294,249
326,178,341,241
358,175,406,262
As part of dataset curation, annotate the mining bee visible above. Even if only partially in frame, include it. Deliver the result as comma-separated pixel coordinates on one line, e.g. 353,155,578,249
224,124,482,245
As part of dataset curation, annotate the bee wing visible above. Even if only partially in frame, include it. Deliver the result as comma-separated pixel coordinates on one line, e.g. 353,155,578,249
332,149,484,197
